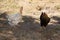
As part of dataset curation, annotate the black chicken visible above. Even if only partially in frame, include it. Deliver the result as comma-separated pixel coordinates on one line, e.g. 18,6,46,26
40,12,50,27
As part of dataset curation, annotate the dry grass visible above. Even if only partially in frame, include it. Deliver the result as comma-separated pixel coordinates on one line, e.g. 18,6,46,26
0,0,60,40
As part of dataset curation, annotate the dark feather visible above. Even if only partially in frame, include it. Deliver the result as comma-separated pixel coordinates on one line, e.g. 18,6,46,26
40,12,50,27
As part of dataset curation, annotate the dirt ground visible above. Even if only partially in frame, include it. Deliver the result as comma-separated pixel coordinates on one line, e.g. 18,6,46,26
0,0,60,40
0,16,60,40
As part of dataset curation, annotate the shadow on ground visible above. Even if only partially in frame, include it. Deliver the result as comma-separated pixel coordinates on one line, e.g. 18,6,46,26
0,16,60,40
51,16,60,24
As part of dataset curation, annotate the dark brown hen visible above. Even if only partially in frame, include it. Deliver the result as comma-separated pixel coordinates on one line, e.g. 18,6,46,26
40,12,50,27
